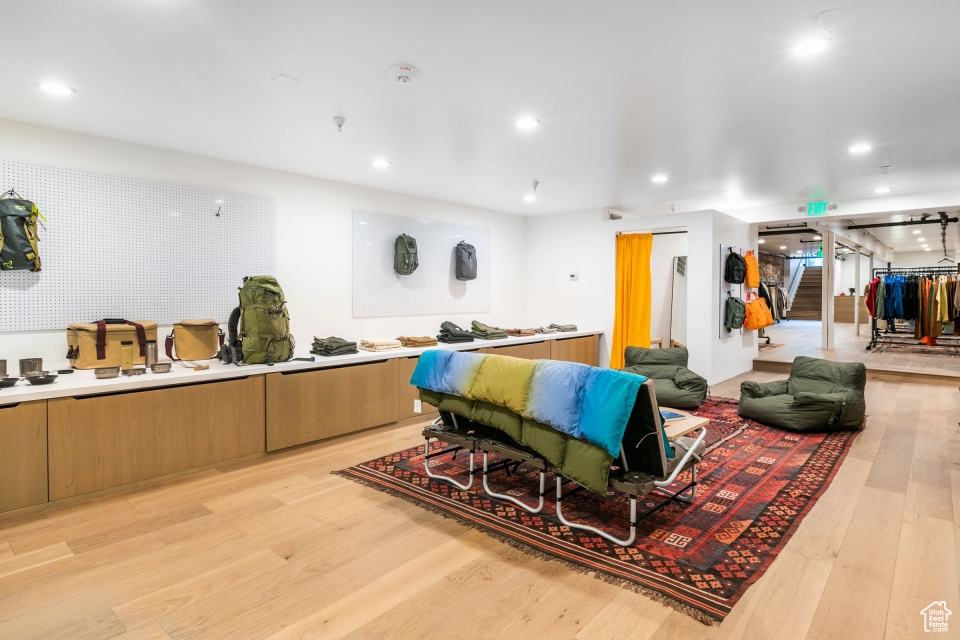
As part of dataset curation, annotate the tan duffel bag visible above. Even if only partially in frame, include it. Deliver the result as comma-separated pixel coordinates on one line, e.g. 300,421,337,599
165,319,223,361
67,319,158,369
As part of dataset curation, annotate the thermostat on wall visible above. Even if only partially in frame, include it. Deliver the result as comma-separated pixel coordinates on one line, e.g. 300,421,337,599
569,273,579,281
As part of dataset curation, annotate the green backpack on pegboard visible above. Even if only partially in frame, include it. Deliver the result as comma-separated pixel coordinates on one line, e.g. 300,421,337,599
237,276,294,364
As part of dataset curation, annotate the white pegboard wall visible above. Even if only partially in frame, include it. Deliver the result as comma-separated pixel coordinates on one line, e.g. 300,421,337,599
0,159,275,331
352,210,490,317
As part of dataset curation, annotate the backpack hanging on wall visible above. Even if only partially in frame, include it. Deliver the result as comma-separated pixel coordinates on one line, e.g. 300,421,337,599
454,241,477,281
236,276,294,364
0,190,44,272
724,296,746,332
743,292,775,331
744,250,760,288
724,250,746,284
394,234,419,275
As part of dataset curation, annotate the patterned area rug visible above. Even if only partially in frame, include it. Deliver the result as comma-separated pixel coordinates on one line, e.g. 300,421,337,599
870,341,960,357
335,399,859,624
758,342,783,351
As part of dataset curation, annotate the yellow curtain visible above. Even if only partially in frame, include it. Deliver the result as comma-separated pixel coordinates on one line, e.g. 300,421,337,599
610,233,653,369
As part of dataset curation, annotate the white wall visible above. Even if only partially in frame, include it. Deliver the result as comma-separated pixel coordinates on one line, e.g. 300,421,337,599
835,252,871,296
525,208,756,384
893,250,948,269
0,119,527,368
650,234,688,346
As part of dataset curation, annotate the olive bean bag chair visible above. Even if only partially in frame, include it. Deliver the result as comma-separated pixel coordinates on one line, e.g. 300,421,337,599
620,346,708,410
739,356,866,432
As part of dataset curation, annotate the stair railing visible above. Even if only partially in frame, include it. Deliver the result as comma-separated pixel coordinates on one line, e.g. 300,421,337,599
787,261,806,309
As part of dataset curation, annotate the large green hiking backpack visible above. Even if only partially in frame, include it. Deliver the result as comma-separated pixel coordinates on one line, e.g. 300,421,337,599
394,234,419,275
0,191,44,272
237,276,294,364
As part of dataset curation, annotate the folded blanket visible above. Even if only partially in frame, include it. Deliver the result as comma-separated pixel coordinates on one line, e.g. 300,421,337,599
311,336,359,356
531,327,559,334
438,321,475,343
410,351,644,458
549,323,577,332
398,335,439,347
505,328,536,337
359,339,403,352
471,320,508,340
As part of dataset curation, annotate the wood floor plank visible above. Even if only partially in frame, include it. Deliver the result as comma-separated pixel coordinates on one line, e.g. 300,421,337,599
114,548,288,630
111,620,173,640
884,513,959,639
0,541,73,580
0,542,13,561
265,530,487,639
575,589,673,640
806,487,905,640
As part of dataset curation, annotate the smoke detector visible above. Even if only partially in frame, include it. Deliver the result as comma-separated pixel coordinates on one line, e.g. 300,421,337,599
387,65,419,84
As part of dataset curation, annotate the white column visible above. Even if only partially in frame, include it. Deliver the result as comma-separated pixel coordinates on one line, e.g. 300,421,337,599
854,245,861,336
822,231,835,349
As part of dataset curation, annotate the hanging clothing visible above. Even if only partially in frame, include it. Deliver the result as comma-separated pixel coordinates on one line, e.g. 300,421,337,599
866,277,879,317
610,233,653,369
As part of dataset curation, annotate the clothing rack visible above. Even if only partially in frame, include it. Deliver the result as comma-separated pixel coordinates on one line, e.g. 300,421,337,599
867,265,960,350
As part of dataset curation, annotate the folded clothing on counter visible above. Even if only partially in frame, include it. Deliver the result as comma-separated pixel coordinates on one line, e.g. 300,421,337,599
471,320,508,340
531,326,559,334
311,336,359,356
398,335,439,347
359,339,403,352
438,321,475,343
549,323,578,332
505,328,536,337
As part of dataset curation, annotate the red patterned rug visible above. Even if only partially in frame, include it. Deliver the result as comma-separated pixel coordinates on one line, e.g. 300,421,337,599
334,399,859,624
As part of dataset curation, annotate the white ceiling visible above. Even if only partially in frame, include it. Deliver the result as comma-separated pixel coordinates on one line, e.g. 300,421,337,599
760,207,960,256
2,1,960,216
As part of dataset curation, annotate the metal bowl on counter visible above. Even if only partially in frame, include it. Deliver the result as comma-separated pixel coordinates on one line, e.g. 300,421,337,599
0,377,21,389
150,362,172,373
121,367,148,376
94,367,120,379
25,374,58,385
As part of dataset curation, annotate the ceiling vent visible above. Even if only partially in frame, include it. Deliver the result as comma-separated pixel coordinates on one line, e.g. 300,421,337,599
604,209,642,221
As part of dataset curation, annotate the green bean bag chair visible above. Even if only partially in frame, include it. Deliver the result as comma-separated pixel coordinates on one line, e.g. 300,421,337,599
739,356,866,432
620,346,708,410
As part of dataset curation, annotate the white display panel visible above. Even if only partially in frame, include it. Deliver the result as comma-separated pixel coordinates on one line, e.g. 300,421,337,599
352,210,490,318
0,159,274,331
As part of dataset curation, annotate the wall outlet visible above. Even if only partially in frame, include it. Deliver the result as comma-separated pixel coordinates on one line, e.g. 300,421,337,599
414,399,422,413
569,273,579,281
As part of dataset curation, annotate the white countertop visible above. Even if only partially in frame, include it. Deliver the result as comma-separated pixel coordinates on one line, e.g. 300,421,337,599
0,329,602,406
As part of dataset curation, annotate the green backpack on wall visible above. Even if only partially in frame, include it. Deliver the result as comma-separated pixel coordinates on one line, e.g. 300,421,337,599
0,192,44,272
394,234,419,275
238,276,294,364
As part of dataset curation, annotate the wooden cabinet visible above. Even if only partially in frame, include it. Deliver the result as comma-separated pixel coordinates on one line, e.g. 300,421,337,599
550,335,600,366
0,401,48,514
48,377,265,501
396,356,437,420
266,359,399,451
478,341,551,360
834,296,869,323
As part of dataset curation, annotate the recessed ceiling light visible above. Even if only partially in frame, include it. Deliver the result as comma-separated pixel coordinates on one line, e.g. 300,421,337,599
371,158,391,169
36,81,75,96
726,188,742,199
515,117,540,130
912,229,921,234
793,39,827,56
758,239,765,244
780,245,787,250
922,244,929,248
917,237,925,242
814,235,822,240
873,186,892,194
848,143,872,154
523,194,536,203
651,174,668,184
924,247,932,251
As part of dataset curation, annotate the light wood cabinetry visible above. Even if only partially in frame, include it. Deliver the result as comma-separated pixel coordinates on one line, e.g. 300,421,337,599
0,401,48,513
396,356,437,420
266,359,399,451
550,335,600,366
834,296,870,323
478,341,551,360
47,377,265,501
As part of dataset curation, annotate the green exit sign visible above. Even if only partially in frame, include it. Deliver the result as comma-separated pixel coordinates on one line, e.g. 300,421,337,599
807,200,829,216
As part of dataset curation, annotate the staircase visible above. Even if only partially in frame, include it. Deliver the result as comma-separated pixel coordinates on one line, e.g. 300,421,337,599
789,267,822,320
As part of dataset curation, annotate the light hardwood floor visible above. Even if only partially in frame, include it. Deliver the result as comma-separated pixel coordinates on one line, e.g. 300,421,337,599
0,372,956,639
757,319,960,379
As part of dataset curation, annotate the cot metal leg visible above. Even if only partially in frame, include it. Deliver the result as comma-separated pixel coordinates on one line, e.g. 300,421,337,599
423,437,475,491
555,477,637,547
482,452,545,513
